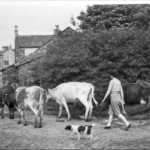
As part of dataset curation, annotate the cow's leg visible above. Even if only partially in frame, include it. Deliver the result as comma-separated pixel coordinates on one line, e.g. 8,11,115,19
17,113,21,124
58,104,63,118
9,108,13,119
87,92,93,120
31,108,39,128
28,104,39,128
34,114,38,128
84,104,90,121
38,111,42,128
16,108,23,124
11,108,15,119
17,110,27,126
8,108,14,119
23,110,27,126
1,107,4,118
62,100,71,121
79,98,90,121
88,102,93,121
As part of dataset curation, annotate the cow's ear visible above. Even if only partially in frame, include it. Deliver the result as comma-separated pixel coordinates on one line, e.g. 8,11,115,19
11,83,19,90
43,90,47,94
46,89,49,93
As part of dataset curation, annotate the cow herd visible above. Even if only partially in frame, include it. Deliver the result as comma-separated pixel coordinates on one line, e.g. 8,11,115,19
0,81,150,128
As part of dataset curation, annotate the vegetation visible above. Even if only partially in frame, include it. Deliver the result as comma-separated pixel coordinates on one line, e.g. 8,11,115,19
28,4,150,104
4,4,150,112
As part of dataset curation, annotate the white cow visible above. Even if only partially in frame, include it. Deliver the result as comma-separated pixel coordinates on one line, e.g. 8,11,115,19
46,82,98,121
15,86,45,128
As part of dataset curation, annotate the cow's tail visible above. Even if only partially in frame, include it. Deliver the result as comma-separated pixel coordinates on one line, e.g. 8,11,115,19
91,85,98,107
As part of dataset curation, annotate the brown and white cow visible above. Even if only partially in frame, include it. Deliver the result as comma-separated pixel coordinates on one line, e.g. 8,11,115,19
123,81,150,105
46,82,98,121
15,86,45,128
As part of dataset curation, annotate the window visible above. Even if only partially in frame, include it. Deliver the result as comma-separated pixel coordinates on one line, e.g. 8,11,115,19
20,49,25,57
4,60,9,65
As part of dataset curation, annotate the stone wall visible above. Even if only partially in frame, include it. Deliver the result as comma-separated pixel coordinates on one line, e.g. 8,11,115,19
2,56,43,86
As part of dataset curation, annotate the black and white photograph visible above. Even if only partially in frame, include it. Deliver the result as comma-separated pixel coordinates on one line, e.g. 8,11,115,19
0,0,150,149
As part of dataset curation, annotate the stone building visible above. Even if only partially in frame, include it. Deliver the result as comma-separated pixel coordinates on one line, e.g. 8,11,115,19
14,25,53,62
0,45,15,69
0,26,75,86
0,45,15,86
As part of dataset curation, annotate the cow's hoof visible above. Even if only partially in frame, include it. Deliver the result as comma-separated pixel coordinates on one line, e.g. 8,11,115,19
34,124,37,128
85,119,90,122
17,121,21,124
9,116,14,119
23,123,27,126
57,116,61,118
88,118,92,122
38,124,42,128
67,118,71,121
1,116,4,119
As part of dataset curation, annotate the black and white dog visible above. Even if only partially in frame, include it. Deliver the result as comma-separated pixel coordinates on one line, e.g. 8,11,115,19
65,123,95,140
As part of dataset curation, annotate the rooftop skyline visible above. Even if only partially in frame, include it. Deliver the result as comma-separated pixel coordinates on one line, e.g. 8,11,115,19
0,0,149,49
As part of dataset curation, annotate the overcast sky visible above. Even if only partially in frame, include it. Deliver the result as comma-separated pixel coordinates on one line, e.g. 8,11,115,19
0,0,149,49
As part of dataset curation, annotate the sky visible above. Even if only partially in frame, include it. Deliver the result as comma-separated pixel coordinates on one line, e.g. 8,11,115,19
0,0,150,49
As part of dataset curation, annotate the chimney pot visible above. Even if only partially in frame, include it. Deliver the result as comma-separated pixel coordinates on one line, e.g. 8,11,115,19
54,25,60,36
15,25,18,37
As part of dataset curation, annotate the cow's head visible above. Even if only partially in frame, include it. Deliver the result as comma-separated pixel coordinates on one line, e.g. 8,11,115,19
3,92,16,106
45,89,53,103
140,99,147,105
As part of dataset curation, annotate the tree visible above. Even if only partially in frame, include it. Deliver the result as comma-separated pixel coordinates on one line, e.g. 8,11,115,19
29,4,150,102
77,4,150,31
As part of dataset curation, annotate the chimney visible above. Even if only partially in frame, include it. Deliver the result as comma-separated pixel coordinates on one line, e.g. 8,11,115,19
54,25,60,36
14,25,18,37
9,44,12,50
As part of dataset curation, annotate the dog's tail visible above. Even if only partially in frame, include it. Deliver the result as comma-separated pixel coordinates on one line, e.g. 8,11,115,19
91,123,95,127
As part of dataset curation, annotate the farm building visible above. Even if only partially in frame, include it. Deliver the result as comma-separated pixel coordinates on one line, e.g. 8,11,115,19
0,25,75,86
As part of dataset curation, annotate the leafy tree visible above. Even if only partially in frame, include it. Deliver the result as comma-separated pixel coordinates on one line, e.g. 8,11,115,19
29,4,150,104
77,5,150,31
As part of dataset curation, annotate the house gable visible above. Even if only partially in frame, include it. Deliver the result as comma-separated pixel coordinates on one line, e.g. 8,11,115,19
17,35,53,48
15,34,54,62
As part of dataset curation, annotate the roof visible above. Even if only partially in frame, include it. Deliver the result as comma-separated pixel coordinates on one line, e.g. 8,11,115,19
0,64,14,71
15,46,46,67
16,35,53,48
1,26,75,70
62,26,74,32
59,26,75,36
15,38,56,67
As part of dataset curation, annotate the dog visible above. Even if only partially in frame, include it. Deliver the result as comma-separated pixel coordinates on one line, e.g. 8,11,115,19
65,123,95,140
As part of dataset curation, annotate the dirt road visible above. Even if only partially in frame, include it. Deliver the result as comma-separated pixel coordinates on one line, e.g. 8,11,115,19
0,110,150,149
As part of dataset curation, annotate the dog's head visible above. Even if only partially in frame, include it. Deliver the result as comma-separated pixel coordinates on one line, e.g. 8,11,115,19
65,125,72,131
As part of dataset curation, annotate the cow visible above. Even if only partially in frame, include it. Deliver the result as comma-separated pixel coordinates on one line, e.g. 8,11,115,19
46,82,98,121
15,86,45,128
123,81,150,105
0,85,17,119
99,81,150,111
